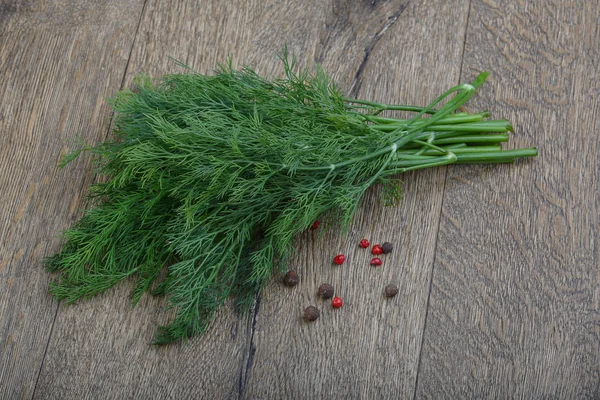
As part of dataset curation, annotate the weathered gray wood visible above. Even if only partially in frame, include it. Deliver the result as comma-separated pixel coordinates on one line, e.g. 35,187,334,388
416,1,600,398
3,1,598,399
31,1,414,399
242,1,472,398
32,2,256,399
0,2,145,399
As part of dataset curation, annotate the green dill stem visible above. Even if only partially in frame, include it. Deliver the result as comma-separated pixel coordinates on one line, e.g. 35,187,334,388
344,100,438,114
300,75,487,172
439,146,502,153
384,153,458,174
456,160,515,164
394,148,537,167
432,134,509,144
390,155,456,167
47,57,538,345
427,121,513,132
363,111,490,125
395,144,502,156
398,133,509,151
390,87,475,151
385,147,537,173
398,146,502,157
409,139,454,155
344,72,489,118
453,148,538,163
394,153,446,160
406,129,466,142
370,120,512,133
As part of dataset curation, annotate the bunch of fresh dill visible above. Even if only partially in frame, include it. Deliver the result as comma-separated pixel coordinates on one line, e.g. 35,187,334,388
46,51,537,344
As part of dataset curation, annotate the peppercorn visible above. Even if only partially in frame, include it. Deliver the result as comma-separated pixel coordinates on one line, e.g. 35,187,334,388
282,270,299,286
311,220,320,230
385,284,399,298
333,254,346,265
304,306,320,321
359,239,370,248
371,244,383,255
331,296,343,309
318,283,334,299
382,242,393,254
370,257,382,266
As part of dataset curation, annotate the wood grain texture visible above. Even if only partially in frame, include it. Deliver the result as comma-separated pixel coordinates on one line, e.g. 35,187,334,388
242,1,471,398
0,2,144,399
33,2,257,399
32,0,409,398
416,1,600,398
2,1,598,399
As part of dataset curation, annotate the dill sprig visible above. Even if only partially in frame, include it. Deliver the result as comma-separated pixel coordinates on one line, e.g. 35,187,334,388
46,50,537,344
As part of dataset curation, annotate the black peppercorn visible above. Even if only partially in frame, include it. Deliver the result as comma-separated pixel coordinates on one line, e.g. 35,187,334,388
304,306,320,322
385,284,399,298
382,242,393,254
283,270,299,286
318,283,334,299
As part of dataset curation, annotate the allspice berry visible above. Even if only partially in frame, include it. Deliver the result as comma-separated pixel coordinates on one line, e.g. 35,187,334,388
283,270,299,286
385,284,399,298
318,283,334,299
304,306,320,322
382,242,393,254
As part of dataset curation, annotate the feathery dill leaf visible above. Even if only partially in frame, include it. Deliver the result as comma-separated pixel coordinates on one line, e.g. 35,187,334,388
47,50,537,344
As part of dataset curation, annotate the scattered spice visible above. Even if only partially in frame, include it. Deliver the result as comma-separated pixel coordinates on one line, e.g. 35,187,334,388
333,254,346,265
370,257,383,266
311,220,320,230
371,244,383,255
382,242,393,254
331,296,343,309
385,284,399,298
45,53,538,344
318,283,334,299
282,270,299,286
359,239,370,248
304,306,320,321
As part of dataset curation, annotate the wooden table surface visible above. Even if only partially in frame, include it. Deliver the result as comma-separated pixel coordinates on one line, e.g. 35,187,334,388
1,1,598,399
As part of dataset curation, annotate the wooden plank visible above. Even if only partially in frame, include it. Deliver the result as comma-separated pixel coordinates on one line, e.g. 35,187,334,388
31,1,406,398
32,2,255,399
416,1,600,398
242,1,472,398
0,2,145,399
